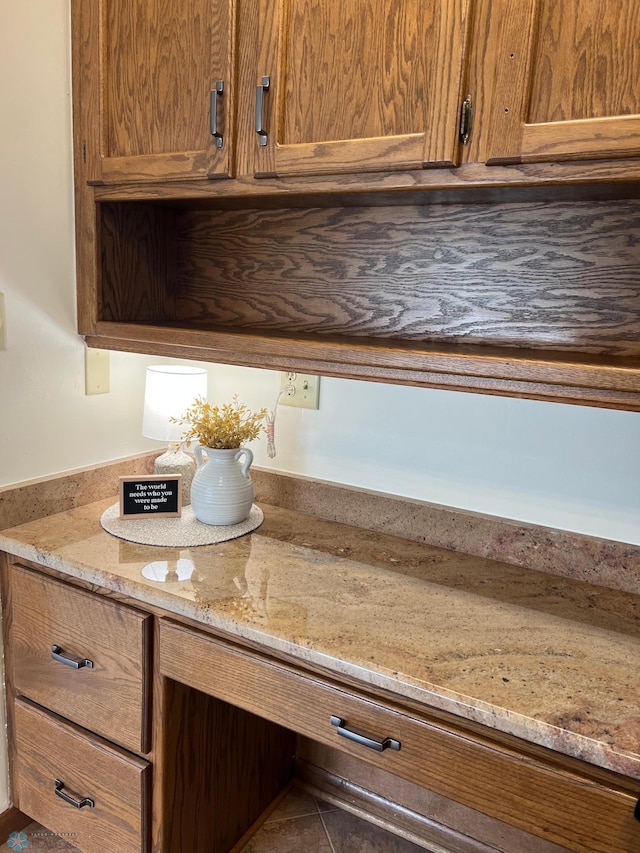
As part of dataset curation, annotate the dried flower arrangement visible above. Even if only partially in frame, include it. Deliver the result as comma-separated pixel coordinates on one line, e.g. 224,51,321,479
174,395,267,449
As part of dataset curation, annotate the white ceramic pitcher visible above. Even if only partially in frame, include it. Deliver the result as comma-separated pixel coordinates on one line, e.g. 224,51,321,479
190,446,254,526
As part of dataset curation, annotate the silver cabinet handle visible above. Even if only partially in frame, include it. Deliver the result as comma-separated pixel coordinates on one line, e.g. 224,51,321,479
54,779,95,810
255,75,270,146
210,80,224,149
51,644,93,670
330,715,400,752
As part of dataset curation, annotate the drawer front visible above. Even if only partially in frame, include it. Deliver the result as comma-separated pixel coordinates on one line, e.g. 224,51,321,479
14,699,149,853
160,620,640,853
10,564,150,753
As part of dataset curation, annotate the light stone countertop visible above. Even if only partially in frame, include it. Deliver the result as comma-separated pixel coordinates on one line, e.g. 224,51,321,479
1,498,639,781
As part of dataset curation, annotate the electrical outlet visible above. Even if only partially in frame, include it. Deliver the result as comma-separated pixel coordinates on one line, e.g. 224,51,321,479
85,347,110,395
279,372,320,409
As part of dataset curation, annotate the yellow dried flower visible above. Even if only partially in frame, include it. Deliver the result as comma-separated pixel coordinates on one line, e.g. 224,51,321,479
173,395,267,449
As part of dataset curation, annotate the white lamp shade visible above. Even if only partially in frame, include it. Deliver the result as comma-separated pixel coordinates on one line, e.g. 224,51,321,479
142,365,208,442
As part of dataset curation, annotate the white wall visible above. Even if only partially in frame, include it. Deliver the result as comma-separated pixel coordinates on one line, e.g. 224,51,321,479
1,0,639,556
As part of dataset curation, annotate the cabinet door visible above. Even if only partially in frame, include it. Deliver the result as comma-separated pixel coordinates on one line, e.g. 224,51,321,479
479,0,640,164
253,0,472,178
74,0,236,184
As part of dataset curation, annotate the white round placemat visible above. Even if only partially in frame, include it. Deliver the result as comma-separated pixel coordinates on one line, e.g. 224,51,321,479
100,502,263,547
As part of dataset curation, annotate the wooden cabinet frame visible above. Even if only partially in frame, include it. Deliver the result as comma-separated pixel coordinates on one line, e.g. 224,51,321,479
71,0,640,412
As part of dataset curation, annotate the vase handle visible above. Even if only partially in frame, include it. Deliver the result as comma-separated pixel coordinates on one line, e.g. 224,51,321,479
194,445,206,469
234,448,253,478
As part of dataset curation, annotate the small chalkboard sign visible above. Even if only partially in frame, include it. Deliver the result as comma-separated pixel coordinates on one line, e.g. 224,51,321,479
119,475,182,519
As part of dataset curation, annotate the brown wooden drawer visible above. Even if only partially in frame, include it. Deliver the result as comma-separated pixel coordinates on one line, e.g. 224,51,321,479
159,619,640,853
13,699,149,853
10,564,150,754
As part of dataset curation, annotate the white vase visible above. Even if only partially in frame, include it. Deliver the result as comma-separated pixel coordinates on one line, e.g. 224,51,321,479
191,446,254,526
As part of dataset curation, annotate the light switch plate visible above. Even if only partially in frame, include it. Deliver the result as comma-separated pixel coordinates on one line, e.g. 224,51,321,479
279,372,320,409
85,347,110,395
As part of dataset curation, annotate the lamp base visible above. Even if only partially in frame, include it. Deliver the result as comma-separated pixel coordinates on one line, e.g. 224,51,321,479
154,443,195,505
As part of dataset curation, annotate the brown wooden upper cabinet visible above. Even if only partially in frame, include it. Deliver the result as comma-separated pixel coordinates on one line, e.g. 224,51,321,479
253,0,473,178
76,0,236,184
73,0,640,186
476,0,640,164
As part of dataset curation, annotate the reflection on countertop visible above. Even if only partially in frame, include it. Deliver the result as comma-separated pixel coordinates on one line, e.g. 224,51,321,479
1,498,639,780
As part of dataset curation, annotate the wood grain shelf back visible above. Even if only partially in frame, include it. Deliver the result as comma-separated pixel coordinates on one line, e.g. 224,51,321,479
172,202,640,354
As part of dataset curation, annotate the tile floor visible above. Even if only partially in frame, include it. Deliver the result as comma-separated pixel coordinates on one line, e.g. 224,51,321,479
11,787,426,852
242,788,424,852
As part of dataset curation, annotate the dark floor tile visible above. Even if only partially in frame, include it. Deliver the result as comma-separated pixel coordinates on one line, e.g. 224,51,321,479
243,812,333,853
314,797,340,814
265,788,320,823
321,808,424,853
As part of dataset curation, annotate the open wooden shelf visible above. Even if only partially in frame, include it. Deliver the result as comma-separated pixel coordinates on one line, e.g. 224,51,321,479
86,197,640,410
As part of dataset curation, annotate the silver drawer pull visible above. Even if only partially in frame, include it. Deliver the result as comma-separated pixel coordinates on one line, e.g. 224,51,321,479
330,715,400,752
54,779,95,810
51,644,93,670
255,75,270,146
210,80,224,148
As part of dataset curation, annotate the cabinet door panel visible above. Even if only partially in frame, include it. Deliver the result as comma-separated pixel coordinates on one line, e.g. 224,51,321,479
76,0,236,184
255,0,471,177
480,0,640,163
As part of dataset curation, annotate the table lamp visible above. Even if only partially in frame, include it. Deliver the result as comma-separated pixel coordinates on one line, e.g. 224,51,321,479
142,365,208,505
